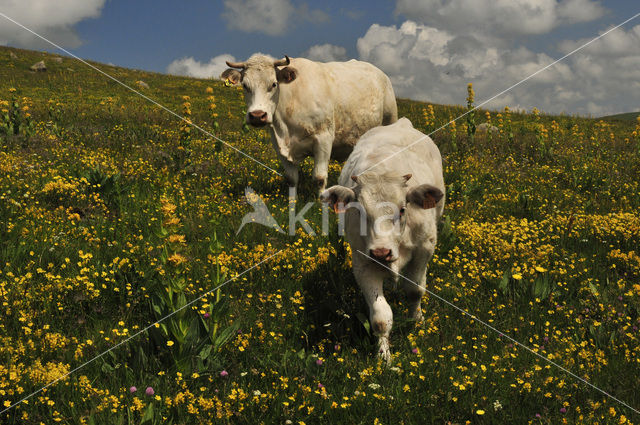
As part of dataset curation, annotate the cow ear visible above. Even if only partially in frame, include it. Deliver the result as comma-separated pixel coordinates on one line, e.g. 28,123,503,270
406,184,444,209
276,67,297,84
320,185,356,213
221,69,242,86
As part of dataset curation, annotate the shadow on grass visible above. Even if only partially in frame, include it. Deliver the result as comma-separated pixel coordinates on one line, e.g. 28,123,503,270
298,233,436,359
300,235,377,357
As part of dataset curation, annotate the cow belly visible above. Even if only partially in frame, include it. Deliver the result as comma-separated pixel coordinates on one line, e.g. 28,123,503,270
333,99,384,146
288,137,315,163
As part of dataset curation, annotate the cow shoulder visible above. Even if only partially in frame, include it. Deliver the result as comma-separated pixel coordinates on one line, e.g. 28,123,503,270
276,59,334,120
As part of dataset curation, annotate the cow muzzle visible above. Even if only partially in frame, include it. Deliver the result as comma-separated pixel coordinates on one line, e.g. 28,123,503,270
248,110,269,127
369,248,395,263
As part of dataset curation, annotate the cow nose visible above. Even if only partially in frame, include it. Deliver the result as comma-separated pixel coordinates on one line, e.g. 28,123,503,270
249,110,268,122
370,248,392,261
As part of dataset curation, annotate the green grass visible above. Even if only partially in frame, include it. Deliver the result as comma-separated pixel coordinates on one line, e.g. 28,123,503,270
1,45,640,424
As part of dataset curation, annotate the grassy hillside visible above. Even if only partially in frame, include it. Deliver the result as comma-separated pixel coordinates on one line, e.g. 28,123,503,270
601,112,640,122
1,45,640,424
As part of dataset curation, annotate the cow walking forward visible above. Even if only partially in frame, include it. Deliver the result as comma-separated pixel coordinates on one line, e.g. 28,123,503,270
222,55,397,193
321,118,445,362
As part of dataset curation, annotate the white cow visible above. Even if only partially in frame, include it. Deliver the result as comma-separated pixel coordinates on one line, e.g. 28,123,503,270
221,54,398,193
320,118,445,362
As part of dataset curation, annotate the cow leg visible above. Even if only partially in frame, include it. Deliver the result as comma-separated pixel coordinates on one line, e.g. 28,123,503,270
401,252,430,321
312,133,332,194
353,257,393,363
280,157,299,188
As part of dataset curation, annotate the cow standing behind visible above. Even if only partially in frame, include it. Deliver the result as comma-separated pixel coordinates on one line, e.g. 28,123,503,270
321,118,445,362
221,54,398,193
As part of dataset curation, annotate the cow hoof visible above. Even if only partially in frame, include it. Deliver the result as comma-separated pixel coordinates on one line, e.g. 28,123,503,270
315,177,327,195
377,338,391,364
410,308,424,322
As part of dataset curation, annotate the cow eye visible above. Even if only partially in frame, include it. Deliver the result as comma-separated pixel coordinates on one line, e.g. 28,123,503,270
269,82,277,91
393,207,406,223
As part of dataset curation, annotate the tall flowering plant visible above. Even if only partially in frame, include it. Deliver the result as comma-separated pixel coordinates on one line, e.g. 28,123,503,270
466,83,476,142
423,104,435,133
148,198,236,373
0,88,34,146
206,87,222,152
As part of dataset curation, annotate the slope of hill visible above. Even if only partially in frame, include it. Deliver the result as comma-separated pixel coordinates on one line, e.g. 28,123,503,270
1,45,640,424
601,111,640,122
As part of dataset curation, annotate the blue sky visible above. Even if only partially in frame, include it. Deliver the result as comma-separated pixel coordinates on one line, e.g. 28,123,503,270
67,0,632,72
69,0,395,71
0,0,639,115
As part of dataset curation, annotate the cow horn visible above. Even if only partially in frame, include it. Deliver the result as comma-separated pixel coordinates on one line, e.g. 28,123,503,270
226,60,246,69
273,55,290,67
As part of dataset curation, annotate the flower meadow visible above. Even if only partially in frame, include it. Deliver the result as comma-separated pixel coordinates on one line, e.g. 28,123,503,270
1,46,640,424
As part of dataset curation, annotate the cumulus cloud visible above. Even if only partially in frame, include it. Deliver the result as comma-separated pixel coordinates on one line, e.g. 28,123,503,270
355,20,640,116
173,0,631,115
556,0,608,24
347,0,639,115
394,0,606,37
0,0,106,48
222,0,328,36
167,54,238,79
302,44,348,62
558,24,640,56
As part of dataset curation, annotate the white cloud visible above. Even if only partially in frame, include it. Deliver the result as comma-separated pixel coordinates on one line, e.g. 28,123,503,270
556,0,608,24
170,0,632,115
558,24,640,56
394,0,605,37
355,20,640,116
348,0,639,116
0,0,106,48
302,44,347,62
167,54,238,79
222,0,328,36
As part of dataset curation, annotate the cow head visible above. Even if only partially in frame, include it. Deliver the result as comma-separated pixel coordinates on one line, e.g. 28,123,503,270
221,54,297,127
321,172,443,267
